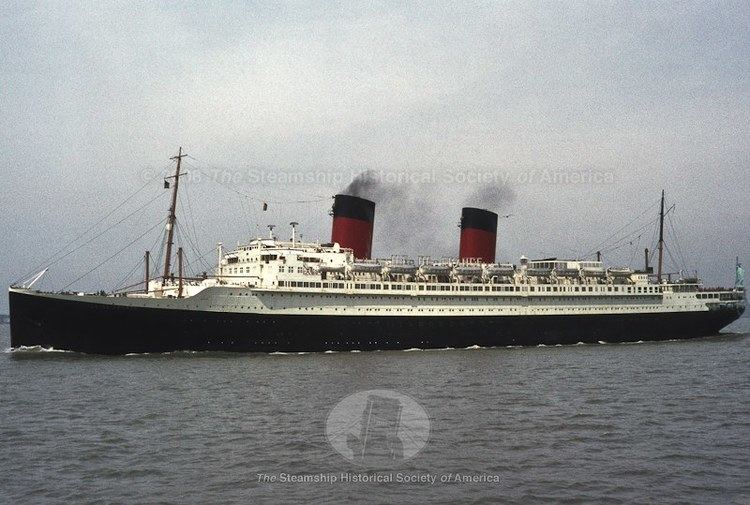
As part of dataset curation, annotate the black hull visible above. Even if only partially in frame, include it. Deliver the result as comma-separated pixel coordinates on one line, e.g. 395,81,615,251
9,290,745,355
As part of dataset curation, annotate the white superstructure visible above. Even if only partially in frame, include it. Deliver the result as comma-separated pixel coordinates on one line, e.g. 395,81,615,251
122,237,745,318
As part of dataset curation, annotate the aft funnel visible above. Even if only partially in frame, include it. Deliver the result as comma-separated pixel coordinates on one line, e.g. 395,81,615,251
458,207,498,263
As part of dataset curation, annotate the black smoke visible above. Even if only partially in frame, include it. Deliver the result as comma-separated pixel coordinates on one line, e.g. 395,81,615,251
341,171,515,259
343,170,383,199
463,184,516,211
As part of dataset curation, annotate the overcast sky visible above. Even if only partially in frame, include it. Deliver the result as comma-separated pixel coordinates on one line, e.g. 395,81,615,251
1,1,748,311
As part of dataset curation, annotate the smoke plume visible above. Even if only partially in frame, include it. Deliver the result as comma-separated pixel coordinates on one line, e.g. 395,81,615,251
341,171,515,259
463,184,516,210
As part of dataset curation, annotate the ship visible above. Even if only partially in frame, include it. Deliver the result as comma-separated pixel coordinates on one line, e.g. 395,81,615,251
8,149,746,354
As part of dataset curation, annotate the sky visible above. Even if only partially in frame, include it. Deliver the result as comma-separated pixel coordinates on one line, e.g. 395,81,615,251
1,1,748,311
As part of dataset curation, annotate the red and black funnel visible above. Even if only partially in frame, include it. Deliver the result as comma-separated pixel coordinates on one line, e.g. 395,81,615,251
459,207,498,263
331,194,375,259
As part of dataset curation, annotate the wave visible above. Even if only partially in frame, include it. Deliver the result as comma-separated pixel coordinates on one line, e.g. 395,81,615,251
6,336,685,356
123,349,209,356
7,345,72,353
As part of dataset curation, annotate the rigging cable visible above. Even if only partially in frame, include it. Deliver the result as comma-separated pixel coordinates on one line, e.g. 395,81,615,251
583,199,660,259
663,242,682,277
112,254,145,293
175,192,209,271
111,221,165,292
175,220,211,273
181,182,203,257
627,229,644,267
237,194,254,238
667,210,691,273
63,217,168,291
182,156,330,205
647,211,660,263
17,189,166,287
14,176,165,284
597,217,657,255
150,226,169,281
183,243,220,275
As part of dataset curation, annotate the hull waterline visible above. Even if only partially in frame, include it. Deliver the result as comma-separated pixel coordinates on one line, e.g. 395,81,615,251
9,289,745,355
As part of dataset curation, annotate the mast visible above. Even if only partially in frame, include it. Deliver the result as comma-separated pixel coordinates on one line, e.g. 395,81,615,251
162,147,187,283
217,242,223,274
657,189,665,282
177,247,184,298
144,250,150,293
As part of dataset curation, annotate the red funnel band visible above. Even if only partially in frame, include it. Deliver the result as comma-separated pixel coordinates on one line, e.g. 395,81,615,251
459,207,498,263
459,228,496,263
331,216,373,259
331,194,376,259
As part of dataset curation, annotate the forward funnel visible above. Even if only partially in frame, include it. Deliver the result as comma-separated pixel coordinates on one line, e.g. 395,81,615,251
331,194,375,259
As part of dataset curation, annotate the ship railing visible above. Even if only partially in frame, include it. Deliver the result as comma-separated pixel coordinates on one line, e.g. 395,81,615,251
352,258,381,265
387,255,415,265
697,286,744,293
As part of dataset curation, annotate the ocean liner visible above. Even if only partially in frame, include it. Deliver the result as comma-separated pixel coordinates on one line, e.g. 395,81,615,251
9,150,746,354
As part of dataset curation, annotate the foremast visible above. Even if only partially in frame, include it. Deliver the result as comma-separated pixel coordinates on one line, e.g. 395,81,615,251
162,147,187,286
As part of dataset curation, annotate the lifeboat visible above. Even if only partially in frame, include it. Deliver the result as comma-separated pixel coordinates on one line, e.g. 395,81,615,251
385,264,418,275
320,264,346,274
582,267,606,277
526,267,552,277
607,267,634,277
351,262,383,274
453,264,483,276
419,264,452,276
555,268,581,277
484,263,515,277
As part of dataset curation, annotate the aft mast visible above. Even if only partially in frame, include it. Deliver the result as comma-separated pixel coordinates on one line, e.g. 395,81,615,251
162,147,187,285
657,189,665,282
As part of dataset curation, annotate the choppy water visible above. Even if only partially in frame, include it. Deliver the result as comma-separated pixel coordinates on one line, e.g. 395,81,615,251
1,318,749,504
